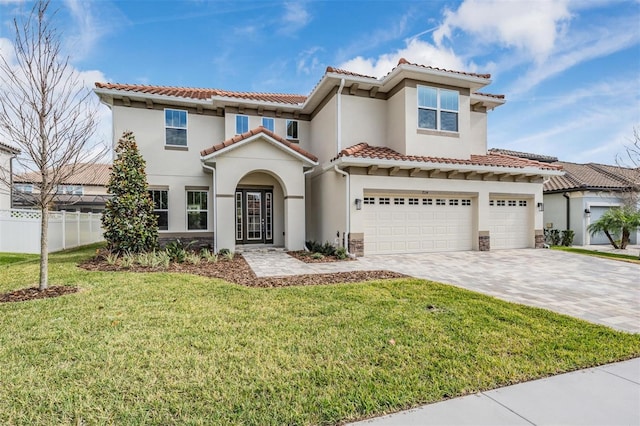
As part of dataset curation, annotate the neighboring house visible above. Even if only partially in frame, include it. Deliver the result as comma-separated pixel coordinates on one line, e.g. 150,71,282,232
543,161,639,245
0,142,21,210
94,58,562,255
13,163,112,212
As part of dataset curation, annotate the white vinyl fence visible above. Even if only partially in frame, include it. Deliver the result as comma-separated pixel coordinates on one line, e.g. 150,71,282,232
0,209,103,254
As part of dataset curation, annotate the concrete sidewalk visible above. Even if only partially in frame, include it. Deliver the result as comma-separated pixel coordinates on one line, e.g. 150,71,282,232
349,357,640,426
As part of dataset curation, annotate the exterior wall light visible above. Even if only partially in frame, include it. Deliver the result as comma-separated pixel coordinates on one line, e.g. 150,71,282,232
355,198,362,210
584,208,590,216
537,202,544,212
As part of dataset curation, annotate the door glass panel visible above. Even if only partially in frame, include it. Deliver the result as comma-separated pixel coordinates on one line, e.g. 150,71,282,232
235,192,243,241
246,192,262,240
265,192,272,240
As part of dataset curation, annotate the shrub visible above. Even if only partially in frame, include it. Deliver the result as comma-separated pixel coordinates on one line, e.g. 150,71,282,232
104,251,119,266
120,252,135,268
155,251,171,269
102,131,158,254
321,241,336,256
311,252,325,260
335,246,348,260
561,229,575,247
136,251,155,267
165,239,189,263
186,252,201,265
545,229,561,246
200,248,218,263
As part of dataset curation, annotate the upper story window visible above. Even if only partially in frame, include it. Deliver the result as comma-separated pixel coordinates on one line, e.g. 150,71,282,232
286,119,298,140
165,109,187,146
236,115,249,135
262,117,274,132
14,184,33,193
56,185,83,195
417,86,459,132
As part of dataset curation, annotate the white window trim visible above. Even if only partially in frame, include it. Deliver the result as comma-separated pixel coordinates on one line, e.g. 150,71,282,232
417,85,459,133
149,189,169,232
261,117,274,132
236,115,249,135
164,108,188,147
186,190,208,231
286,119,299,140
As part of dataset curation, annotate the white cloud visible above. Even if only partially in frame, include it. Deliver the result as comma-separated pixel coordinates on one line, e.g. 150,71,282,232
279,2,311,35
338,38,470,78
297,46,323,75
434,0,571,63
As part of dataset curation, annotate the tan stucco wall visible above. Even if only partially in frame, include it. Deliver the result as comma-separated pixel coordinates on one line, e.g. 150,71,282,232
349,174,543,249
386,88,406,155
307,168,346,245
341,95,387,151
309,95,337,164
469,110,488,155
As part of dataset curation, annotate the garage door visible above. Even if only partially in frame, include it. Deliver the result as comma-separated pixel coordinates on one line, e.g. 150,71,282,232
489,198,532,249
363,194,473,254
589,206,613,245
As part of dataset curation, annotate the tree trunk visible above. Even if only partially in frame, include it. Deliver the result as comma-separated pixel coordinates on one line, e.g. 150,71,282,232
620,229,630,250
39,206,48,291
604,231,620,249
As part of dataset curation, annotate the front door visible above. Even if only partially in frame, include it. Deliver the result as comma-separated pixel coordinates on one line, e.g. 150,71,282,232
235,188,273,244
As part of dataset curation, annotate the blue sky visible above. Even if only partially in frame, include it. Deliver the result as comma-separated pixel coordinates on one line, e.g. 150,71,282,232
1,0,639,165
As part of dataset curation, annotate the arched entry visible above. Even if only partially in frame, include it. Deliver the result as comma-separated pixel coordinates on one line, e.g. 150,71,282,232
234,171,285,247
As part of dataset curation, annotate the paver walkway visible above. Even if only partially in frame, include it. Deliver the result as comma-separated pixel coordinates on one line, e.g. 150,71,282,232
243,249,640,333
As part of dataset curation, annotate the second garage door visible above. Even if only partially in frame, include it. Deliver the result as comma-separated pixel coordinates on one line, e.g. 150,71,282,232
363,194,473,255
489,198,532,249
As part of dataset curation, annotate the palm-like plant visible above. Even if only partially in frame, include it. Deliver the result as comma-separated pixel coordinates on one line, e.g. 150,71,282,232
587,207,640,249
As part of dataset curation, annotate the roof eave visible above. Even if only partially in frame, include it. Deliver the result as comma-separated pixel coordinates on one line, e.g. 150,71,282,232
94,87,214,107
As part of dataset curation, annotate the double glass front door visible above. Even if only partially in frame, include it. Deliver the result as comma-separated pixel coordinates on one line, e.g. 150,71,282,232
235,189,273,244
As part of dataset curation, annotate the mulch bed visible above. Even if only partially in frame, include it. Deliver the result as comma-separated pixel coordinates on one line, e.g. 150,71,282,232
80,254,405,288
0,286,79,303
287,251,356,263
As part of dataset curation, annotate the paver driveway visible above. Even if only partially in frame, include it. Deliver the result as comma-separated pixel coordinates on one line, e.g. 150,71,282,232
244,249,640,333
357,249,640,333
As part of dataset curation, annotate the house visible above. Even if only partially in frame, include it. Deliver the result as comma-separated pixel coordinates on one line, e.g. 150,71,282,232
13,163,112,212
543,161,639,245
0,142,20,210
94,58,562,256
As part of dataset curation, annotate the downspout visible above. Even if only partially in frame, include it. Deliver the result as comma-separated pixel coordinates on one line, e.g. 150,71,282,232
334,165,350,254
336,78,345,153
562,192,570,231
202,163,218,252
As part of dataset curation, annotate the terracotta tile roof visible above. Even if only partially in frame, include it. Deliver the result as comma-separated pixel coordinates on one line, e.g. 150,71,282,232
200,126,318,163
95,82,307,105
15,163,112,186
544,162,639,192
488,148,558,163
394,58,491,79
324,66,378,79
333,143,562,171
474,92,505,99
0,141,20,154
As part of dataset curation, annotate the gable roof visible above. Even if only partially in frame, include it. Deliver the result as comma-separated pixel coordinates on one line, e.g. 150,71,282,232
95,82,307,105
488,148,558,163
333,143,562,172
200,126,318,163
544,162,639,192
15,163,112,186
0,142,20,155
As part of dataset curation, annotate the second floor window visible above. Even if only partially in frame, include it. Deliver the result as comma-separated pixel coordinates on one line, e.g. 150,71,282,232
418,86,459,132
262,117,274,132
14,184,33,193
165,109,187,146
286,119,298,140
57,185,83,195
236,115,249,134
149,190,168,230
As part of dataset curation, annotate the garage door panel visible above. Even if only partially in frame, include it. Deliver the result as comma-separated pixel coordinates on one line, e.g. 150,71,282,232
489,198,532,249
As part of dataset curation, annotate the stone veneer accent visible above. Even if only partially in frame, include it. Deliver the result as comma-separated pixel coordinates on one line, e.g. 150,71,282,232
535,229,545,249
158,232,214,251
348,233,364,257
478,231,490,251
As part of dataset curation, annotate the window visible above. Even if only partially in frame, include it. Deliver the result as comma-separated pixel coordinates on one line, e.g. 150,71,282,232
378,197,390,205
165,109,187,146
417,86,459,132
519,200,528,207
394,197,405,205
57,185,83,195
363,197,375,205
408,198,419,205
262,117,274,132
149,190,168,230
497,200,506,206
236,115,249,135
508,200,517,207
449,199,459,206
187,190,208,230
489,200,494,206
286,120,298,140
462,199,471,206
422,198,433,205
14,184,33,193
436,199,446,206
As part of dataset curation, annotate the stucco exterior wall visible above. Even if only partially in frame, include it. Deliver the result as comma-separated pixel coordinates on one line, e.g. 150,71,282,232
309,94,337,164
543,193,568,230
341,95,387,150
224,113,311,155
469,110,488,155
386,88,406,155
307,169,346,245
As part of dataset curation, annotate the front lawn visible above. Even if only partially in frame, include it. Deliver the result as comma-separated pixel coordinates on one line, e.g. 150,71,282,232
1,246,639,425
0,252,39,266
552,246,640,264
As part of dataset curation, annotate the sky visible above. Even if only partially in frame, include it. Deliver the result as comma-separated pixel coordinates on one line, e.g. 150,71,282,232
1,0,639,165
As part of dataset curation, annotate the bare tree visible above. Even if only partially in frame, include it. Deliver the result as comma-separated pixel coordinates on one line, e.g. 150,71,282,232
0,0,107,290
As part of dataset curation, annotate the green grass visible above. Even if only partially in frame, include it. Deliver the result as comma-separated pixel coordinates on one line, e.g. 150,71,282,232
0,252,39,266
552,246,640,263
1,246,639,425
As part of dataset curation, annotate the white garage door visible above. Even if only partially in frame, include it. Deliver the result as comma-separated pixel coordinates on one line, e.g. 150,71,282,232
489,198,532,249
363,194,473,255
